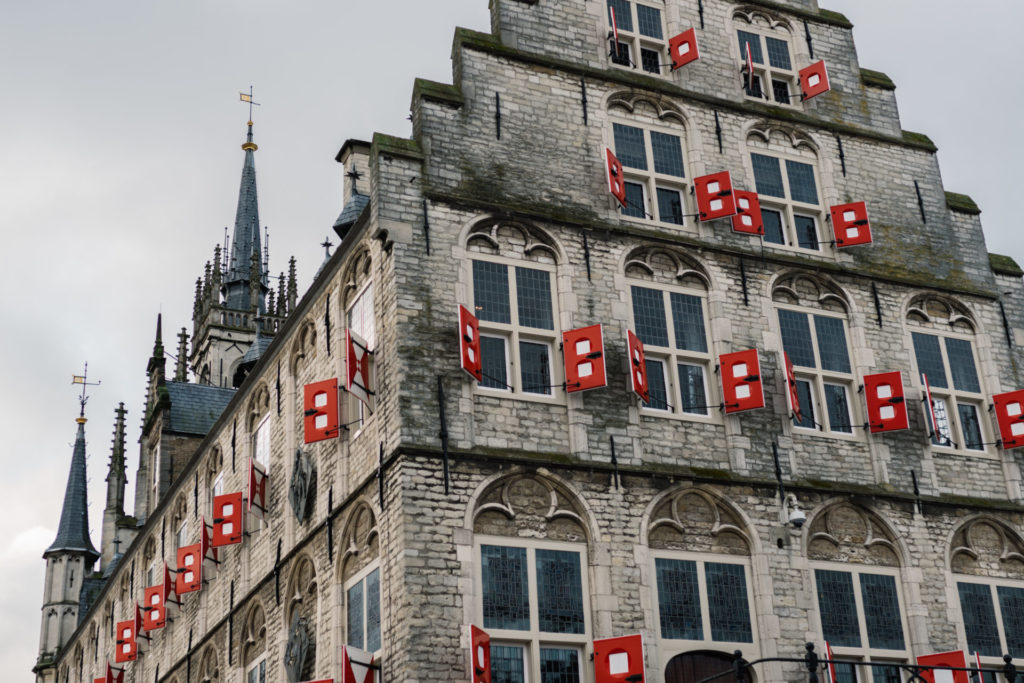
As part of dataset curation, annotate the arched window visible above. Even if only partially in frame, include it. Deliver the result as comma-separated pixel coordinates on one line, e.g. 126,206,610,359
648,487,757,669
340,503,381,656
773,273,858,436
242,602,267,682
808,503,909,680
906,295,988,452
608,94,691,227
733,9,799,106
285,555,318,681
342,249,375,430
472,473,591,682
465,219,563,399
625,247,715,418
248,384,272,473
199,646,220,683
746,125,826,251
949,517,1024,666
605,0,669,75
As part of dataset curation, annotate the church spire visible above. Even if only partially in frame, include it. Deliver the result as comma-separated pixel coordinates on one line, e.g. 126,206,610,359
45,370,99,561
100,402,127,569
223,119,267,313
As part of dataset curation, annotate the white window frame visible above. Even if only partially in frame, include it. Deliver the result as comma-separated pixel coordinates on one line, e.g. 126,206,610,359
208,472,224,517
606,0,670,76
347,279,376,432
470,256,562,404
777,304,860,439
475,536,591,683
176,520,188,552
747,149,827,253
954,575,1024,670
652,551,759,654
344,561,383,657
245,654,267,683
811,563,911,678
735,24,799,107
252,415,271,472
909,328,991,457
610,117,692,228
628,280,717,422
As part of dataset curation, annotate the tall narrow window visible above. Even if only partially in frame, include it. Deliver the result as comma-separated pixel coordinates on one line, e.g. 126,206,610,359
252,415,270,470
655,555,754,645
346,565,382,654
911,331,987,451
612,120,690,226
347,280,375,427
606,0,668,75
472,258,559,398
751,151,824,251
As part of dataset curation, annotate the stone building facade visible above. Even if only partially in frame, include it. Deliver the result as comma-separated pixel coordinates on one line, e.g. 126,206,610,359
37,0,1024,682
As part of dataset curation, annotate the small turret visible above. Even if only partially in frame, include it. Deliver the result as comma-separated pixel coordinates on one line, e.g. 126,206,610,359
100,403,128,570
174,328,189,382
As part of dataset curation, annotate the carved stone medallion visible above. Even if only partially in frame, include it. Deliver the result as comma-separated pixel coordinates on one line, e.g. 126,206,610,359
288,448,316,524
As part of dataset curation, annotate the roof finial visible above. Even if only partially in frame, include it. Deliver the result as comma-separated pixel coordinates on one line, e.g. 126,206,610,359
239,86,260,151
71,362,101,422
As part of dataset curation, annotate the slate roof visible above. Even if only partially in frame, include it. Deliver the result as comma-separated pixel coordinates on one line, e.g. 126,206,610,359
224,122,265,312
46,420,99,559
164,382,236,436
239,331,273,367
333,192,369,239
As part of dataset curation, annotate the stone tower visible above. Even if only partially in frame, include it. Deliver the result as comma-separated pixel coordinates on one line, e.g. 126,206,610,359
189,120,294,388
34,405,99,682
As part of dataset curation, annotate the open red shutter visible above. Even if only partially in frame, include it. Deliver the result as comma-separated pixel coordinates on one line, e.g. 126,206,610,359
993,389,1024,449
731,190,764,235
303,379,339,443
248,458,268,523
864,371,909,433
783,352,801,423
342,645,376,683
175,543,202,595
563,324,607,393
346,329,375,410
470,625,492,683
114,619,137,663
668,28,699,70
800,60,830,100
459,305,483,381
212,492,243,546
694,171,737,221
720,349,764,413
606,148,628,208
627,330,650,403
831,201,872,247
921,373,940,439
916,650,970,683
141,584,165,631
594,634,645,683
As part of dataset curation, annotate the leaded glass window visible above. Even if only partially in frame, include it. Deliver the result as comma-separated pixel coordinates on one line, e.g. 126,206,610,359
607,0,668,75
785,160,819,204
706,562,753,642
859,573,904,650
737,28,797,105
536,549,584,634
482,545,530,630
765,36,791,69
631,284,713,419
778,309,855,434
540,649,581,683
816,569,861,647
751,153,784,198
347,566,382,653
656,557,753,644
611,120,690,224
656,558,702,640
911,331,988,452
998,586,1024,657
471,260,558,397
747,150,823,250
959,582,1002,657
492,645,526,683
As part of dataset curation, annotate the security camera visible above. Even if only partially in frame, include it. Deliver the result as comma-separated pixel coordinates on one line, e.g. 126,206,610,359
789,506,807,528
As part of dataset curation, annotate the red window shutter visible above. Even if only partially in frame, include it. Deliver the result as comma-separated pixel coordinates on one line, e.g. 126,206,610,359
342,645,376,683
114,619,137,663
783,352,801,423
668,28,700,70
830,201,872,247
175,543,203,595
731,190,764,235
694,171,737,221
800,60,830,100
470,625,492,683
921,373,940,438
200,515,219,574
459,305,483,381
563,324,607,393
141,585,165,631
212,492,244,546
248,458,268,522
101,665,124,683
993,389,1024,449
916,651,970,683
346,329,375,410
162,562,181,612
864,371,909,433
606,148,627,208
303,378,340,443
720,349,765,413
626,330,650,403
594,634,645,683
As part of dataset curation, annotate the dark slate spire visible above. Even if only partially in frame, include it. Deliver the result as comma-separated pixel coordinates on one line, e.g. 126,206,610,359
223,121,267,313
45,412,99,560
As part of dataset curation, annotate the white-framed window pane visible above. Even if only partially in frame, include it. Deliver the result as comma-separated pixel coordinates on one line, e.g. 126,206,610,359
958,582,1002,656
482,545,530,630
177,522,188,550
640,47,661,74
814,315,851,373
246,660,266,683
815,569,861,647
253,416,270,469
613,123,647,170
635,4,662,38
655,188,684,225
785,159,819,204
622,182,646,218
705,562,753,643
794,380,816,429
763,209,785,244
644,359,670,411
765,36,791,69
670,292,707,352
474,261,512,324
825,383,852,433
535,549,585,634
778,310,816,368
859,573,904,650
655,557,703,640
366,568,382,652
631,286,669,346
958,403,985,450
911,333,948,388
737,30,763,63
347,580,364,649
606,0,632,31
519,341,552,395
771,78,792,105
678,363,708,415
492,644,527,683
515,267,554,330
650,132,685,177
611,41,631,66
540,648,582,683
751,153,784,197
480,336,509,390
997,586,1024,656
795,215,819,250
931,397,953,446
349,281,376,348
945,338,981,392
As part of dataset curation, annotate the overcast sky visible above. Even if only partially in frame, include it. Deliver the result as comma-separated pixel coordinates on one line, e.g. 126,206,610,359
1,1,1020,679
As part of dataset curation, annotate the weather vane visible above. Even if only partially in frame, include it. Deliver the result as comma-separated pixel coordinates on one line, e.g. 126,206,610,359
71,362,101,420
239,85,261,122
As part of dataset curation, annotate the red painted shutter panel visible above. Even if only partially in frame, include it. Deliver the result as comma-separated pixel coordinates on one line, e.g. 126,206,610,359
694,171,737,221
304,378,340,443
994,389,1024,449
563,324,607,393
863,371,909,433
830,201,872,247
720,349,764,413
731,190,764,235
594,634,645,683
800,60,831,100
668,28,699,69
459,305,483,381
627,330,650,403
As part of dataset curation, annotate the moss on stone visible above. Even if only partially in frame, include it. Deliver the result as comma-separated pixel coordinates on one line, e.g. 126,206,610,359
860,68,896,90
739,0,852,27
990,253,1024,277
900,130,936,151
817,8,853,26
945,191,982,215
371,133,424,161
412,78,464,108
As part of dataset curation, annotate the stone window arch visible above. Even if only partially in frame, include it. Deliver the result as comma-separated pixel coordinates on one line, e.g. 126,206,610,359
731,8,801,106
339,502,381,655
341,248,375,430
806,501,909,679
905,293,989,452
241,601,267,677
285,554,318,682
198,645,220,683
171,494,188,552
470,472,591,681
